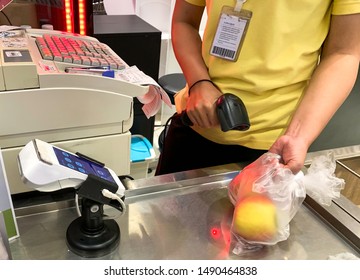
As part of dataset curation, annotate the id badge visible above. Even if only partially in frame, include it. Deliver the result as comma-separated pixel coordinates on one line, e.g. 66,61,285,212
210,6,252,61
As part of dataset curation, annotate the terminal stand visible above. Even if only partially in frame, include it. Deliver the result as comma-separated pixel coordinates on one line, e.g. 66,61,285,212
66,174,124,258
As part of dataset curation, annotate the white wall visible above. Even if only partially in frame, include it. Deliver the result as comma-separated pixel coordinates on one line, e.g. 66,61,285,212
103,0,207,77
103,0,136,15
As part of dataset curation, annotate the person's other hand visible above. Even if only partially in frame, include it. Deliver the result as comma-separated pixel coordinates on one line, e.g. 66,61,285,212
268,135,309,174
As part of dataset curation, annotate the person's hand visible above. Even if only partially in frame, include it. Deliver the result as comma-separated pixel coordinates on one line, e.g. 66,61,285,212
268,134,309,174
185,80,222,128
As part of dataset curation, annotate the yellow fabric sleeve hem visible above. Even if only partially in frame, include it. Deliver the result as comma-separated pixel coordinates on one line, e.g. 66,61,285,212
333,3,360,15
185,0,206,7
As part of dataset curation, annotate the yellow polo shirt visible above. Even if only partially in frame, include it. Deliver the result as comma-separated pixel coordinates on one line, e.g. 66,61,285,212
175,0,360,149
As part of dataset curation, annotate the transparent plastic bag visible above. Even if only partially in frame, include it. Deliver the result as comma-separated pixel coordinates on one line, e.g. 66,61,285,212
228,152,306,254
302,152,345,206
228,152,344,255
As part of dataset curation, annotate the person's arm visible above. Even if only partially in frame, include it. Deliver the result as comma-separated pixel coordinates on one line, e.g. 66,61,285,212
269,13,360,173
172,0,222,127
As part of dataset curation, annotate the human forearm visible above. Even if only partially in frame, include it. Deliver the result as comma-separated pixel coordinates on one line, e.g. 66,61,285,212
270,14,360,173
269,14,360,174
270,54,359,173
171,1,223,127
171,0,210,86
285,13,360,150
285,54,359,148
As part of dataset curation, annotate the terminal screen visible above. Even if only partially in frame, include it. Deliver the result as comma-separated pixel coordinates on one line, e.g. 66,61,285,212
53,147,115,183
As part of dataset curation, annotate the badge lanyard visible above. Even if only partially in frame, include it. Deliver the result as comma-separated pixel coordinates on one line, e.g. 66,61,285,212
210,0,252,61
235,0,246,11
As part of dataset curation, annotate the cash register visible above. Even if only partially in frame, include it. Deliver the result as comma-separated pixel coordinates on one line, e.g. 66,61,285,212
0,26,151,194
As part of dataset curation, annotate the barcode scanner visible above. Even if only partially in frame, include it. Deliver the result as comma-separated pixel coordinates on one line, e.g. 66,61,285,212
181,93,250,132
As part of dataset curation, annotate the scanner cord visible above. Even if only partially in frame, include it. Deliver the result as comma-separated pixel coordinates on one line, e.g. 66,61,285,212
75,193,81,217
101,189,127,217
74,190,127,218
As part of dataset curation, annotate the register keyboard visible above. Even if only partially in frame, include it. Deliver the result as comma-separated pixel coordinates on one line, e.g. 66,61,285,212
0,28,137,91
36,34,126,69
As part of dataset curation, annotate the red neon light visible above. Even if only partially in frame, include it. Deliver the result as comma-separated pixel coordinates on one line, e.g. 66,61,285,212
78,0,86,35
64,0,73,33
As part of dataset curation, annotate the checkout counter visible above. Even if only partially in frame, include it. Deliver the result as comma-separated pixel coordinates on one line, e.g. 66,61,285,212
3,25,360,261
6,66,360,259
8,145,360,259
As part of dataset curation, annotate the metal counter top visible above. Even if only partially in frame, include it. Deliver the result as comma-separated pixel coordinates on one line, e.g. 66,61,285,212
9,160,360,260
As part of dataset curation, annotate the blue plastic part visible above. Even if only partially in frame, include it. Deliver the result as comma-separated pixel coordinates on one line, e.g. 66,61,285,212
102,70,115,78
130,135,154,163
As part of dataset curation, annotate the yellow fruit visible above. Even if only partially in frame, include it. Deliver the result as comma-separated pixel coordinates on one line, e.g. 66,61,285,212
232,194,277,242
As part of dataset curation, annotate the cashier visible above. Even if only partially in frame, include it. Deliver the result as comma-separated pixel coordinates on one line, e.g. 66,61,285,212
155,0,360,175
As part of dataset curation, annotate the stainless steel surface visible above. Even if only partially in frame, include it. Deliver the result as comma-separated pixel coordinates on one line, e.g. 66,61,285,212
335,158,360,206
9,161,360,260
304,195,360,253
306,144,360,163
305,150,360,206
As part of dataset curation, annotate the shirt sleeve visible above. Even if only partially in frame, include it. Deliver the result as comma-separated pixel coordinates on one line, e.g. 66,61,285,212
333,0,360,15
185,0,206,6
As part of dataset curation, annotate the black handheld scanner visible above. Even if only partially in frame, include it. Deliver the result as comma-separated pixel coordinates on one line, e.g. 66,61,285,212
181,93,250,132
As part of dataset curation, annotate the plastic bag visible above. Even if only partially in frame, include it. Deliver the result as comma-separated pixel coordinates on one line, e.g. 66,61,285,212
301,152,345,206
228,152,306,254
228,151,344,255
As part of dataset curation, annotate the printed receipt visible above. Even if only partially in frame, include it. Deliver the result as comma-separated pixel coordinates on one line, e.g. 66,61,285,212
115,66,173,119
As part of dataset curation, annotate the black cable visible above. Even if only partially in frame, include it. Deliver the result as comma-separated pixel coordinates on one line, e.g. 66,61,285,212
118,175,134,181
160,112,177,154
0,11,12,26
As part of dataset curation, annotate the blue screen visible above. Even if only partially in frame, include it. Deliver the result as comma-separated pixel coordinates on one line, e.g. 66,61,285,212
53,147,116,183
